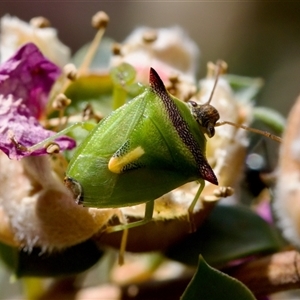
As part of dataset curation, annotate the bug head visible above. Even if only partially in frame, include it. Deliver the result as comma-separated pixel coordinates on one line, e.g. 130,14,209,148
188,60,227,138
188,100,220,138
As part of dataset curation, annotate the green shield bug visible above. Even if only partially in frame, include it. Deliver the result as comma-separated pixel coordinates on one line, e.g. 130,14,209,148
63,60,282,233
64,66,220,232
28,60,282,235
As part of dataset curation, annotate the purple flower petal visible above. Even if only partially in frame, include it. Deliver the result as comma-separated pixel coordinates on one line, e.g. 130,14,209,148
255,200,273,224
0,42,61,119
0,43,75,159
0,95,75,159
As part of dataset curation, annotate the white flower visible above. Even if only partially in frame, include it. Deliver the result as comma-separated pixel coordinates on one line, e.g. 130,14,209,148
0,15,70,67
111,26,200,84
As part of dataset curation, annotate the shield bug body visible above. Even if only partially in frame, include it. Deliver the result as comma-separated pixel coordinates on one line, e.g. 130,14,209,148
64,67,219,232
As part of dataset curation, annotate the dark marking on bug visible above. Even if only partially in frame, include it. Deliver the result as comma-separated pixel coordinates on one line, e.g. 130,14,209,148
149,68,218,185
121,162,143,172
113,140,130,158
64,176,84,204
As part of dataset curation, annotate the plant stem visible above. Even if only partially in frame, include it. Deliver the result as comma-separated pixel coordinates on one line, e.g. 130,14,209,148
112,86,127,110
22,277,45,300
226,249,300,297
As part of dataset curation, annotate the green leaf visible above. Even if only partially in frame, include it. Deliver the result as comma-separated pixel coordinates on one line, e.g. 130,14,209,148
166,204,282,267
64,66,142,118
224,74,264,101
64,38,116,117
0,240,103,277
0,242,18,271
253,106,286,135
65,74,113,117
181,256,255,300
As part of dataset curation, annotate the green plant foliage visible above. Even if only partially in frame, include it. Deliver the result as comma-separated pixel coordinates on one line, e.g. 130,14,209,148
166,204,283,267
181,256,255,300
225,74,285,135
253,106,286,135
0,240,103,277
65,74,113,117
224,74,264,101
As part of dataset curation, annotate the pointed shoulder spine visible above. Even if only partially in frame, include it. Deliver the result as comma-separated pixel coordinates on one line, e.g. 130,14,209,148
148,68,218,185
149,67,168,97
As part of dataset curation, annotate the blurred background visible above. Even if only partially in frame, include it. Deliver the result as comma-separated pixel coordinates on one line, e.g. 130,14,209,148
1,1,300,117
1,3,300,298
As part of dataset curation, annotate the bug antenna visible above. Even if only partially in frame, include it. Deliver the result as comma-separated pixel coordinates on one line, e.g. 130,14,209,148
206,60,228,105
215,121,283,143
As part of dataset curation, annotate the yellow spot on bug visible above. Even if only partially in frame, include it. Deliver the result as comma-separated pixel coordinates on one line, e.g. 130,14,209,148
108,146,145,174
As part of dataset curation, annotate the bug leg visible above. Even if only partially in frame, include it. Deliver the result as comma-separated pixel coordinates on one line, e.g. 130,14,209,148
116,211,129,265
106,200,154,232
187,180,205,233
27,122,96,153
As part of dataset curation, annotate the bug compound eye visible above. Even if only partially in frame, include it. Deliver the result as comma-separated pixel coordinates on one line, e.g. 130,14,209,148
188,100,201,121
64,176,84,204
188,100,198,107
206,124,215,138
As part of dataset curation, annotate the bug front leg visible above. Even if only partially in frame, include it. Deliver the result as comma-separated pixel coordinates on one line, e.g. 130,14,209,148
187,180,205,233
187,182,234,233
106,200,155,233
113,210,129,266
104,203,154,264
200,186,234,223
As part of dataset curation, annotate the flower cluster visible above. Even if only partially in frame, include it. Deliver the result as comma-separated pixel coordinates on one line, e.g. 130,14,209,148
0,42,75,159
0,17,116,253
0,12,290,300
